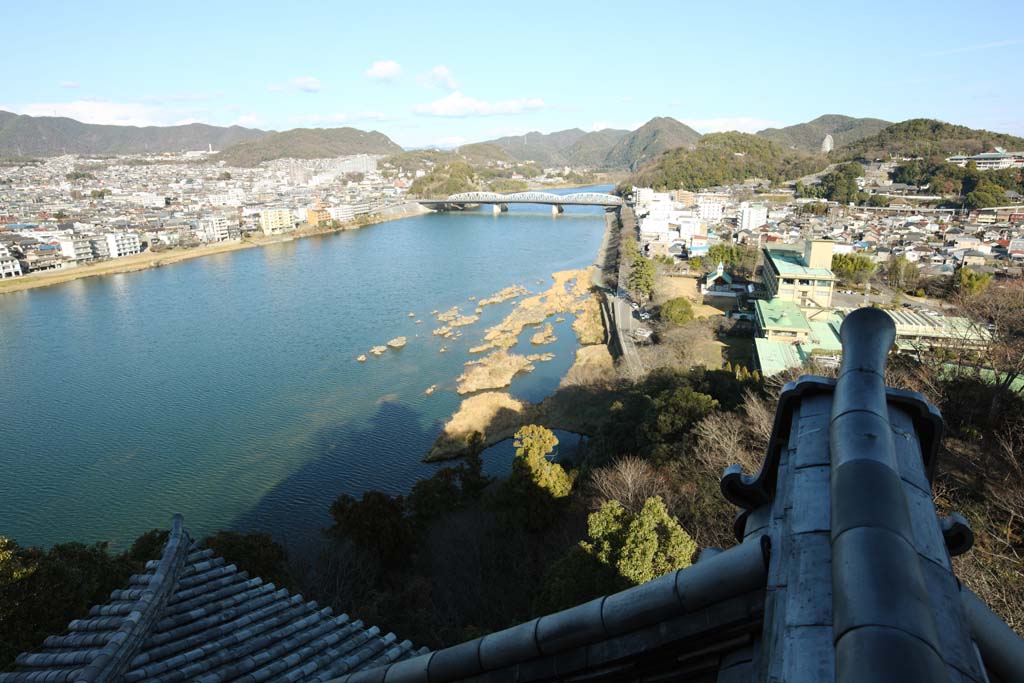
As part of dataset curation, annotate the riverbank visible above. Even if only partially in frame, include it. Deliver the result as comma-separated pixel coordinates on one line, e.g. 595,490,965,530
425,209,622,462
0,202,431,295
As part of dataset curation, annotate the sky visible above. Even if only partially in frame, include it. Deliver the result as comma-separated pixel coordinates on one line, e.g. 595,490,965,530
2,0,1023,148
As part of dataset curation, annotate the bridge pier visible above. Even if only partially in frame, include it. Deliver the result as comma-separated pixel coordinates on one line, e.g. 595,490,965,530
551,204,564,215
490,203,508,214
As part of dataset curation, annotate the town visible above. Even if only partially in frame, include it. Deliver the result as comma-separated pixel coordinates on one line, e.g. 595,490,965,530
622,150,1022,378
0,149,590,283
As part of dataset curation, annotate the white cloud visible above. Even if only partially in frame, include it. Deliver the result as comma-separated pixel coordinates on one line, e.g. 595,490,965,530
413,91,545,117
922,39,1022,57
291,76,322,93
590,121,611,131
419,65,458,90
681,117,782,133
58,80,80,89
366,60,402,81
16,100,164,126
267,84,284,92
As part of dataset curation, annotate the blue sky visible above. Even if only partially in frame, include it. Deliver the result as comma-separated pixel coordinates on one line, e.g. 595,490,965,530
3,0,1023,148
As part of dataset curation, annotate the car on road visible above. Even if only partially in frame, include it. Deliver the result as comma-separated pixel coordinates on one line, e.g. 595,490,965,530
630,301,639,310
639,311,651,321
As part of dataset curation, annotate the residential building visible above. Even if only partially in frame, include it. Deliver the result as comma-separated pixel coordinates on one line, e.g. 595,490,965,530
57,235,95,263
198,215,237,242
0,244,22,278
328,205,355,222
761,239,836,318
260,208,294,235
105,232,142,258
739,204,768,232
306,207,331,226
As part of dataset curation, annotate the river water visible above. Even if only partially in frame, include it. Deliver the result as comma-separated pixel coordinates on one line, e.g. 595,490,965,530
0,186,610,550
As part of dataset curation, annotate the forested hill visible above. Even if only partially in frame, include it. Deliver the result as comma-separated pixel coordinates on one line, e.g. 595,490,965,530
214,127,403,166
837,119,1024,161
603,117,701,170
0,110,266,156
756,115,891,153
621,132,827,192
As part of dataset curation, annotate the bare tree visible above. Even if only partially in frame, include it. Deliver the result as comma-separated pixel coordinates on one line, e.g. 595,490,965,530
588,457,673,514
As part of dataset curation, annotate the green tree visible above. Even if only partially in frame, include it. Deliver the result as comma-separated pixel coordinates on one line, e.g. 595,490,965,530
831,253,876,285
628,256,655,302
512,425,573,498
688,256,703,270
660,297,694,326
886,255,919,291
954,267,992,297
328,491,412,566
535,496,697,612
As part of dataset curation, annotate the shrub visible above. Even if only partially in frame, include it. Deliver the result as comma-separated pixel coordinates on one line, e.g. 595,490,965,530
660,297,695,326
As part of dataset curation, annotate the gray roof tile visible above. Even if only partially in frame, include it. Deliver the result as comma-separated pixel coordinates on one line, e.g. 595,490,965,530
0,516,421,683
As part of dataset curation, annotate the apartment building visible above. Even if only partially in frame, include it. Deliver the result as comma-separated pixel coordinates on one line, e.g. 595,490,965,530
760,239,836,320
198,215,238,242
105,232,142,258
0,245,22,278
260,208,295,235
58,235,95,263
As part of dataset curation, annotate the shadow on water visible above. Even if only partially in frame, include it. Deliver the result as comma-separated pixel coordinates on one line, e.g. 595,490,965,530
230,398,445,558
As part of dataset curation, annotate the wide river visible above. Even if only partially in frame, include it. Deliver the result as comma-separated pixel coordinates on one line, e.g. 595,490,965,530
0,186,610,551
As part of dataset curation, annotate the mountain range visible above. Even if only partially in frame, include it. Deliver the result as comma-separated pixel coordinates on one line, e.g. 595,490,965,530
755,114,892,153
481,117,700,170
1,110,1020,172
0,110,264,157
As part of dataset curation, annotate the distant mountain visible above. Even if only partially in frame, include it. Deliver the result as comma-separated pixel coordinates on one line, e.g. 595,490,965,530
562,128,631,167
756,115,891,153
836,118,1024,161
0,110,266,156
452,142,514,165
485,128,590,166
215,127,403,166
603,117,701,170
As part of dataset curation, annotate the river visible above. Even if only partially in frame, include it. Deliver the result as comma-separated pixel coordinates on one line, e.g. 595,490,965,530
0,186,610,551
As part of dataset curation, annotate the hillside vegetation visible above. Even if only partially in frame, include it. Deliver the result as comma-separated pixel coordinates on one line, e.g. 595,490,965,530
604,117,701,170
0,110,265,156
623,132,827,191
215,127,402,166
839,118,1024,161
484,120,702,171
756,114,890,153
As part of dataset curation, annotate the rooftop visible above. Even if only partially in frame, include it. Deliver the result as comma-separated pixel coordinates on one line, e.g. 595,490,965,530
755,298,811,332
764,246,834,278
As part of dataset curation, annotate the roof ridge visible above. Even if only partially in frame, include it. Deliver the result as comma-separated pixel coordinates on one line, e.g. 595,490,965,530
77,514,191,683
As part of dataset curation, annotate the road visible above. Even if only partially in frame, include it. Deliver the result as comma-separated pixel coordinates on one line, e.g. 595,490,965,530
596,206,645,379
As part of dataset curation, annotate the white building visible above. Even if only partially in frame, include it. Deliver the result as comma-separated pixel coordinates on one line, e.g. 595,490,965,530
105,232,142,258
328,205,356,223
696,198,724,223
197,215,238,242
129,192,168,209
58,235,95,263
0,245,22,278
946,150,1024,171
260,208,295,235
739,204,768,232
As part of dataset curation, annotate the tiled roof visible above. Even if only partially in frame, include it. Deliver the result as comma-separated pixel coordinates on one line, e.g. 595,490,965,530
0,516,424,683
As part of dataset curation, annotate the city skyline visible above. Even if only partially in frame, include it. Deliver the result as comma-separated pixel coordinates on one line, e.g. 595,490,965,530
3,0,1024,148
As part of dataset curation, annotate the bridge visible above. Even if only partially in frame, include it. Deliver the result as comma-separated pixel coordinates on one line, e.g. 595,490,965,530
418,191,623,214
